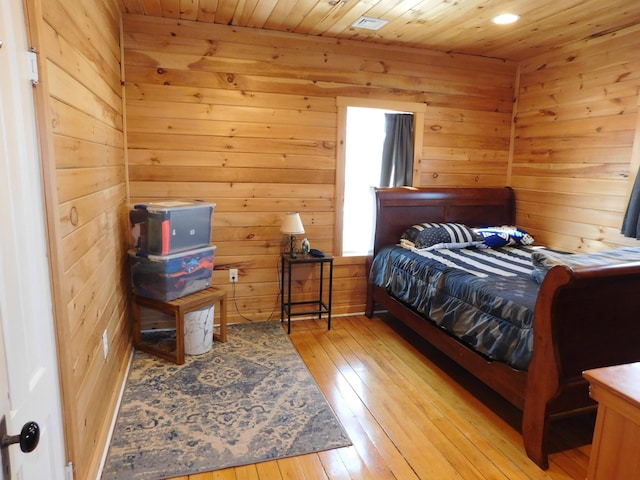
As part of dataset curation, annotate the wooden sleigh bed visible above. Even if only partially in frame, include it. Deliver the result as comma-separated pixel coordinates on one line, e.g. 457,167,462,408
364,186,640,469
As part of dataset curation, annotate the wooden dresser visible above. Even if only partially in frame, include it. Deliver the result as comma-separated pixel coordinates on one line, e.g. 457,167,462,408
583,362,640,480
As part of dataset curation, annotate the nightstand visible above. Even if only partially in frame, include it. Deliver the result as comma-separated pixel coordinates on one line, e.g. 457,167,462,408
280,253,333,334
583,362,640,480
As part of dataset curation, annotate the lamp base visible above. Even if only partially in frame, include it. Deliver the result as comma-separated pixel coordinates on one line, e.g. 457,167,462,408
289,234,297,258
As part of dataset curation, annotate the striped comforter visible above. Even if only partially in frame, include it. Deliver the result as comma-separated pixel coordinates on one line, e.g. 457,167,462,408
369,245,540,370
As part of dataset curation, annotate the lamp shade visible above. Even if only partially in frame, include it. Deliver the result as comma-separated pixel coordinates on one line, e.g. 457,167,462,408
280,212,305,234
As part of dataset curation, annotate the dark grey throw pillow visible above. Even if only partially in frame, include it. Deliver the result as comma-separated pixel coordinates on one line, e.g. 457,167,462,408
400,223,480,249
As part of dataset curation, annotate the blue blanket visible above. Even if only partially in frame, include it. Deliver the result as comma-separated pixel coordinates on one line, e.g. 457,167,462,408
369,245,540,370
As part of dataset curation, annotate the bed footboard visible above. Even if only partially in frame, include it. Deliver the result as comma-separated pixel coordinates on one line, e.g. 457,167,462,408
523,260,640,468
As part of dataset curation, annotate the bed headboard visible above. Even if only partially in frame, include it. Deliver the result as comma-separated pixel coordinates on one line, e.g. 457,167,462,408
372,187,516,255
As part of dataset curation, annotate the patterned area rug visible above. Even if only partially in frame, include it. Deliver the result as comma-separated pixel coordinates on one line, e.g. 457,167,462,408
101,321,351,480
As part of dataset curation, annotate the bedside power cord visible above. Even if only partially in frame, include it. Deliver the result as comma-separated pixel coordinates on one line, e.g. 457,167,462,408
229,260,281,322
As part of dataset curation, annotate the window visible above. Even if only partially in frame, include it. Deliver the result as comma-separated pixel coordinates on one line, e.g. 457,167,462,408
335,98,426,256
342,107,406,256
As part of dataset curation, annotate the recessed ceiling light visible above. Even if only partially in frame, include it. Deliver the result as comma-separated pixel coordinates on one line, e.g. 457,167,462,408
351,16,389,30
492,13,520,25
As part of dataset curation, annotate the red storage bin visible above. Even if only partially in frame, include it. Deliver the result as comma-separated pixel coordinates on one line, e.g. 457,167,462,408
130,200,215,255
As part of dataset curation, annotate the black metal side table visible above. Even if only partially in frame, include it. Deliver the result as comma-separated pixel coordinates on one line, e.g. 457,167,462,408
280,253,333,334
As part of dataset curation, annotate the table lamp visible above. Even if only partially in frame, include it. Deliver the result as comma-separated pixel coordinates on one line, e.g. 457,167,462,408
281,212,305,258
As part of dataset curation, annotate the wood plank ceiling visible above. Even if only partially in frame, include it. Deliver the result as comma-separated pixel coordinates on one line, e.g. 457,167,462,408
118,0,640,61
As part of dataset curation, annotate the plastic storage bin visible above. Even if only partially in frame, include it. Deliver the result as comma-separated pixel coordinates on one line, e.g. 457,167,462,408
129,245,216,301
130,200,215,255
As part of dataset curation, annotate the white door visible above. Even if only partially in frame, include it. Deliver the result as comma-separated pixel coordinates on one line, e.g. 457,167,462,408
0,0,67,478
0,322,12,478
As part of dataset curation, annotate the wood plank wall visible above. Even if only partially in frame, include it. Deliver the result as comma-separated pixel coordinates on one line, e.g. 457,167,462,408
21,3,640,477
26,0,130,478
512,25,640,252
122,14,516,323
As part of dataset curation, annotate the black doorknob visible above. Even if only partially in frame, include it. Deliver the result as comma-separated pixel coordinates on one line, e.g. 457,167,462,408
1,421,40,453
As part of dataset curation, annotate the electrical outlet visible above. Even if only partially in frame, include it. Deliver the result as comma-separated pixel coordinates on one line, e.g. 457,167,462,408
229,268,238,283
102,330,109,359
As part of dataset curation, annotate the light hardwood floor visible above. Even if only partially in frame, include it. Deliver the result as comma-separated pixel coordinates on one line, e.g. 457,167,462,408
170,314,593,480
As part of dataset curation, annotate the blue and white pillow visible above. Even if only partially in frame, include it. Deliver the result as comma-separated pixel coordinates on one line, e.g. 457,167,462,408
474,226,534,248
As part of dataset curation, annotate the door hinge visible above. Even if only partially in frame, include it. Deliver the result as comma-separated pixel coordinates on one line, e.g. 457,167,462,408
26,48,39,86
65,462,74,480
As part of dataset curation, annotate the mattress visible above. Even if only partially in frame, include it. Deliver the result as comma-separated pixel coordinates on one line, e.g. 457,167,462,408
369,245,541,370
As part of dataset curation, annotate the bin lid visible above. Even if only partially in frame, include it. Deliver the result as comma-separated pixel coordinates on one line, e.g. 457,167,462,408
128,245,216,261
134,200,216,213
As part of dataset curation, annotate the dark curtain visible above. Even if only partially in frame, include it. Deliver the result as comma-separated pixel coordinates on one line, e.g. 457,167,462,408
379,113,414,187
622,168,640,239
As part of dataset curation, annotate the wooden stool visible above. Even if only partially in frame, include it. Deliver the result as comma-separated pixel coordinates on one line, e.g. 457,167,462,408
132,287,227,364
